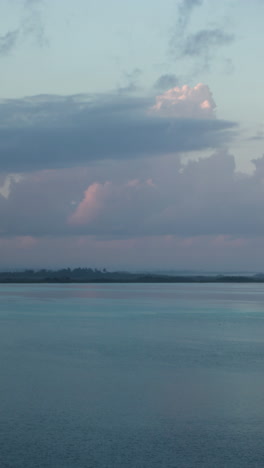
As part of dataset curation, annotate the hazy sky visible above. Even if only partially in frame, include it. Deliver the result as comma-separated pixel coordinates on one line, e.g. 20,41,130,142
1,0,264,271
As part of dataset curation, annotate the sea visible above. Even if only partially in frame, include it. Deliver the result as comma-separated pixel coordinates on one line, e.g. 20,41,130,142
1,283,264,467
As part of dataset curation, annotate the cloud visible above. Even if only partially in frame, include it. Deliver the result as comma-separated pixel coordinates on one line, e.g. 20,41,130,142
0,87,235,172
248,130,264,141
69,179,159,233
182,28,234,59
0,168,78,236
154,74,179,90
176,0,203,32
118,68,142,93
0,0,46,57
171,0,203,45
3,150,264,241
151,83,216,118
67,151,264,238
2,232,264,271
22,0,47,48
69,182,112,225
0,173,21,198
170,1,234,72
0,30,20,56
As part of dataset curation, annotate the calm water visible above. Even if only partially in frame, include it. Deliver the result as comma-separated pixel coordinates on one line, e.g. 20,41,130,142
1,283,264,467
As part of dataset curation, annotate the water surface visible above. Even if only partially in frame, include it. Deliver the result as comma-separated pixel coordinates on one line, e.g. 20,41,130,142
1,283,264,467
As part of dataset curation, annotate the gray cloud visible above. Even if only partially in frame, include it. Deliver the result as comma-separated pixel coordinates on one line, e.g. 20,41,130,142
182,28,234,57
170,0,203,55
65,151,264,238
0,30,20,56
176,0,203,32
0,92,235,172
248,130,264,141
118,68,142,94
0,0,46,56
0,162,153,236
2,150,264,239
170,1,234,72
154,74,179,90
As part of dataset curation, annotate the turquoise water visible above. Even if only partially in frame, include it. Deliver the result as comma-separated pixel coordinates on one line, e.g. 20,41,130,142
1,283,264,467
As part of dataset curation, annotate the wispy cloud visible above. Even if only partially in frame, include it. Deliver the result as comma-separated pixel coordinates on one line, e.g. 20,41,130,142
182,28,234,60
170,0,234,72
117,68,142,93
0,30,20,56
22,0,47,47
248,129,264,141
154,74,179,90
0,0,47,57
176,0,203,32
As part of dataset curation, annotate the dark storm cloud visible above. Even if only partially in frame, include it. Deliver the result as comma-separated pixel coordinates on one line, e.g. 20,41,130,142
0,93,235,172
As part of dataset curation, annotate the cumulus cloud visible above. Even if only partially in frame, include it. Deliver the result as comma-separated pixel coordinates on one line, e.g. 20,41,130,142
151,83,216,118
0,87,234,172
69,179,159,235
64,151,264,238
69,182,112,225
67,151,264,238
3,150,264,241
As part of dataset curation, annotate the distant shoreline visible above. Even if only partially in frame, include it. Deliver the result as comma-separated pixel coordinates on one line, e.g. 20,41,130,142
1,269,264,284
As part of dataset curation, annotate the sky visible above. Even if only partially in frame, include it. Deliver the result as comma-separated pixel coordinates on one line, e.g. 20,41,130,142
0,0,264,271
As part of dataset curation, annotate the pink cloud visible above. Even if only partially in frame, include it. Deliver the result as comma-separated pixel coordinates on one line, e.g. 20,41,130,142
69,182,111,225
151,83,216,118
69,179,157,227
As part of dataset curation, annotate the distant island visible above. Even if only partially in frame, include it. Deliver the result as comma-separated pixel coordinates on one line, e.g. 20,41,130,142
1,268,264,283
